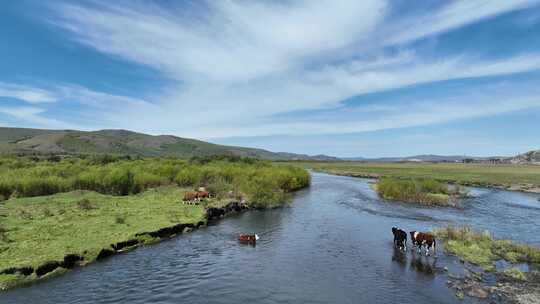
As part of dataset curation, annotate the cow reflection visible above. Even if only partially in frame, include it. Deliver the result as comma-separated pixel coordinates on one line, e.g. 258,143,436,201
392,247,407,266
410,254,437,275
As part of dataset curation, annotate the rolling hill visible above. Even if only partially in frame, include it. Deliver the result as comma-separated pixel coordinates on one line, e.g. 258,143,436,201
0,127,338,161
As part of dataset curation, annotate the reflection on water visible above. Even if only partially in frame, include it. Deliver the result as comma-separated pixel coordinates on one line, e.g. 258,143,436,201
2,172,539,304
409,254,437,276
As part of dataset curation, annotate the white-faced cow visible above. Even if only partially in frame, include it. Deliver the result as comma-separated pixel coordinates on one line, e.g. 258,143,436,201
392,227,407,251
410,231,436,256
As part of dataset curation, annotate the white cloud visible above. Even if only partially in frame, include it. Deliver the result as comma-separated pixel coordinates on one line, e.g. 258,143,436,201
0,106,76,129
52,0,387,82
0,82,58,103
385,0,539,45
24,0,540,140
0,83,154,130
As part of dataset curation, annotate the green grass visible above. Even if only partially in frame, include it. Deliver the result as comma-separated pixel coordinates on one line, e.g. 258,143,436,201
375,177,458,206
293,162,540,188
0,156,310,290
0,186,205,289
502,268,528,281
435,226,540,272
0,186,205,270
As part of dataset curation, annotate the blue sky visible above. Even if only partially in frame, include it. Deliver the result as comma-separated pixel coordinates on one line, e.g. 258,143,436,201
1,1,540,157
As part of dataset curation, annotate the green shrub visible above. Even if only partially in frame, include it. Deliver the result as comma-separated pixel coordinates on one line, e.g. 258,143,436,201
115,214,126,224
376,177,451,206
77,199,95,211
0,156,310,208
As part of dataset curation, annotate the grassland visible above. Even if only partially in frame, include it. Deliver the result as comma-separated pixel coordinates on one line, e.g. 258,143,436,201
0,187,206,289
0,155,310,289
294,162,540,191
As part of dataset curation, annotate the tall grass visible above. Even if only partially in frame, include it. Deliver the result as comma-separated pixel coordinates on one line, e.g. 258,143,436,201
0,155,311,206
435,226,540,268
376,177,453,206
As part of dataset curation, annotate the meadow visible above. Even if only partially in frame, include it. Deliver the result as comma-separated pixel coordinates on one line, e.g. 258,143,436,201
0,155,310,289
294,161,540,189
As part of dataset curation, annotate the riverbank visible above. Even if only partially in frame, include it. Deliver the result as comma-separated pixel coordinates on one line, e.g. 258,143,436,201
0,186,206,290
292,162,540,194
0,186,298,290
0,156,310,290
435,226,540,302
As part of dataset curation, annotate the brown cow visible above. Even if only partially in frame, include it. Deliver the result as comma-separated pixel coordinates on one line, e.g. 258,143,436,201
196,191,210,199
183,191,199,202
410,231,436,256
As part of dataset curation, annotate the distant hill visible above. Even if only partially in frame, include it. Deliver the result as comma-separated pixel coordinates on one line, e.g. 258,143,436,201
509,150,540,165
0,127,339,161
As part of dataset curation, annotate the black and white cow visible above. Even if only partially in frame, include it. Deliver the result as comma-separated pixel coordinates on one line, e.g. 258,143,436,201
392,227,407,250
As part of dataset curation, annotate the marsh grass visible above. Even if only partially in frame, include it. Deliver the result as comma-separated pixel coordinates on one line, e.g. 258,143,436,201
376,178,460,206
435,226,540,271
0,156,310,207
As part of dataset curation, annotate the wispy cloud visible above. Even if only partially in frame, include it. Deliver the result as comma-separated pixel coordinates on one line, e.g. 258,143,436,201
0,83,154,129
0,82,58,104
15,0,539,140
384,0,539,45
0,106,75,129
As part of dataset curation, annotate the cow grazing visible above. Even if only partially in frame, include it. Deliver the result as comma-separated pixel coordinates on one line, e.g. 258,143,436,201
183,191,199,202
183,190,210,203
392,227,407,250
410,231,436,256
196,191,210,199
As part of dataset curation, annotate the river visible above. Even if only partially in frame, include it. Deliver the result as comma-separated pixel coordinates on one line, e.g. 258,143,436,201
2,172,540,304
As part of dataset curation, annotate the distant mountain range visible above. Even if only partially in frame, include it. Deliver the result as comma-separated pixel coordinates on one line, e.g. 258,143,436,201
0,127,338,161
346,152,540,165
342,155,483,162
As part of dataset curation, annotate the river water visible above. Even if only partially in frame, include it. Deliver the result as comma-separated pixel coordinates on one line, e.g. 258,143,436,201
2,172,540,304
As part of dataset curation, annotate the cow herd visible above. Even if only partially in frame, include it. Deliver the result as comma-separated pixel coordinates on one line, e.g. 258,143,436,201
392,227,437,256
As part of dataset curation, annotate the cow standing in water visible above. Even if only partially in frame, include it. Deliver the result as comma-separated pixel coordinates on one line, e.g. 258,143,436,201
410,231,436,256
392,227,407,251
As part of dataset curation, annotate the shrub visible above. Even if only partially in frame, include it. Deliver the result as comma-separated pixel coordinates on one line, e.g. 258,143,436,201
115,215,126,224
175,166,202,187
376,177,452,206
206,177,231,200
0,156,310,207
77,199,95,211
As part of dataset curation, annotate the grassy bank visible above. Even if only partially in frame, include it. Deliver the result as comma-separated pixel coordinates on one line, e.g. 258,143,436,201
0,155,310,289
435,226,540,272
293,162,540,190
0,187,205,289
376,178,463,206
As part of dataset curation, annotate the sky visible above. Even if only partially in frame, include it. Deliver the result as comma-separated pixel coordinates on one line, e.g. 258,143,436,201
1,0,540,158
